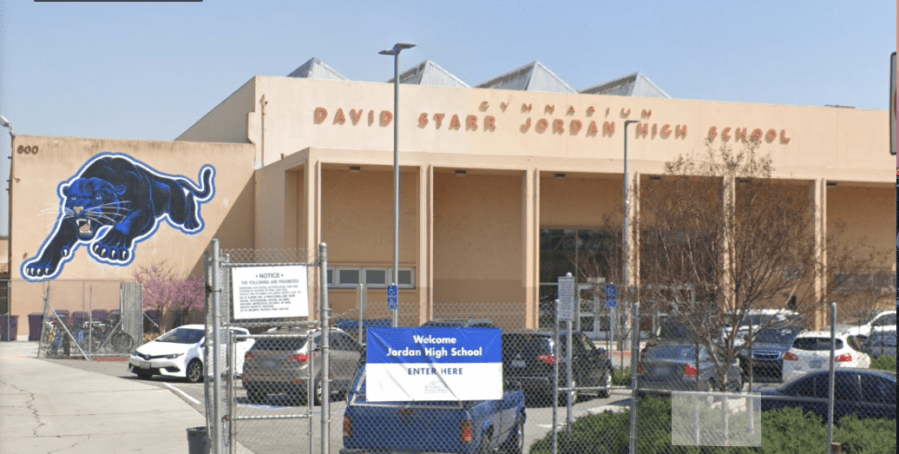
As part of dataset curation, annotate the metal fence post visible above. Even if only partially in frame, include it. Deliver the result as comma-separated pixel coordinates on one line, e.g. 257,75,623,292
827,302,836,453
566,317,574,432
211,239,223,454
552,299,559,454
320,243,330,454
628,301,640,454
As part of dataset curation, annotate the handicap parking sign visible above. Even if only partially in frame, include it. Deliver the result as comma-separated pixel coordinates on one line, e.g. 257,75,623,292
388,285,398,310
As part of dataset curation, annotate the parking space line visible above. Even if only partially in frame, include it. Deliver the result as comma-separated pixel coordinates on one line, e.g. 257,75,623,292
163,382,201,405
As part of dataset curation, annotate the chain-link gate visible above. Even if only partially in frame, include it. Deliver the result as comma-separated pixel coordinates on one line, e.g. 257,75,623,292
37,281,142,359
205,240,333,454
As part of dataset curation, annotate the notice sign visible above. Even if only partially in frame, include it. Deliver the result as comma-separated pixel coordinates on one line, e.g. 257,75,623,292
231,265,308,319
366,327,502,402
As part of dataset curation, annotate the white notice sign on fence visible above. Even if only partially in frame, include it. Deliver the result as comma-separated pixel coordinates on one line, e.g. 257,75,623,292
231,265,309,319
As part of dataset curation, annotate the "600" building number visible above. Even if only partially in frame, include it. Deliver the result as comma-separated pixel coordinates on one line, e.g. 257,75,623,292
16,145,38,154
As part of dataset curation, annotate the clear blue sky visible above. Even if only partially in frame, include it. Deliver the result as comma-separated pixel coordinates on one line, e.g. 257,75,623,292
0,1,895,235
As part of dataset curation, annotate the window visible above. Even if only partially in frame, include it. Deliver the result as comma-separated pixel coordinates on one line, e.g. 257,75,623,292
365,269,387,287
834,272,896,292
328,267,415,289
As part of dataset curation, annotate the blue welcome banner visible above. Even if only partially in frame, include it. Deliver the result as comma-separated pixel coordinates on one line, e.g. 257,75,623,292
366,327,502,401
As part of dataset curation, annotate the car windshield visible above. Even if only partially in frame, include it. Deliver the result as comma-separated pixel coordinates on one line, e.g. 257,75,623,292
157,328,204,344
793,337,844,351
644,345,704,360
754,329,798,344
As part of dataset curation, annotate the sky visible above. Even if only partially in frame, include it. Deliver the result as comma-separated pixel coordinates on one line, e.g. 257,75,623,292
0,1,895,236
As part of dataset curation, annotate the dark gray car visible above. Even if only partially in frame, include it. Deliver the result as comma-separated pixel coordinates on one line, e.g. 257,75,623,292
737,327,802,382
638,342,743,396
242,327,362,405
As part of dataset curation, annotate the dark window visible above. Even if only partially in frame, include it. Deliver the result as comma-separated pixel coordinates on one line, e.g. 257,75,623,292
793,337,843,351
861,375,895,404
834,373,861,402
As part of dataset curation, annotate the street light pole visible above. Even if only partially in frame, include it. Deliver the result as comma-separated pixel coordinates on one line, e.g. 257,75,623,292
0,116,10,343
379,43,415,327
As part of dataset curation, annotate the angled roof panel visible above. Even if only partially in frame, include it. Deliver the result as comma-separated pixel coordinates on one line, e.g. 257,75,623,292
476,61,575,93
287,57,350,81
580,72,670,98
388,60,469,88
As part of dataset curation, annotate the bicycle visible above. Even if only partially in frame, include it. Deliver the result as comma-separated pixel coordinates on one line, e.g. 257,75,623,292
84,313,135,354
40,319,71,357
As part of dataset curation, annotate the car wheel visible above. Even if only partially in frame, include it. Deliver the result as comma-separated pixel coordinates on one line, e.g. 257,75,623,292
313,375,324,406
598,368,612,398
558,378,578,405
502,416,525,454
186,359,203,383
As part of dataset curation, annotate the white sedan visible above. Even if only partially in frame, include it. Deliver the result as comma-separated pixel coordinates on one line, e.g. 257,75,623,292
782,330,870,383
128,324,253,382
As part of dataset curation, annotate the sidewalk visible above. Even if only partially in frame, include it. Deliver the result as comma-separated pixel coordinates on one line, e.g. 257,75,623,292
0,341,205,454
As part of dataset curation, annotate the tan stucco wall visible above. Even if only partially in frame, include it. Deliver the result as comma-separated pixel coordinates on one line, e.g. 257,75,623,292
827,185,894,269
9,136,256,321
177,78,256,145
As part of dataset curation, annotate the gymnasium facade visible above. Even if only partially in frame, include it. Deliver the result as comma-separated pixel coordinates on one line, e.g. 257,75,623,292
7,59,894,337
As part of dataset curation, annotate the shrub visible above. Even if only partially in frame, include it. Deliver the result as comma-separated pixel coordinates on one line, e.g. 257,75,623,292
611,368,632,386
869,355,896,373
833,415,897,454
527,398,897,454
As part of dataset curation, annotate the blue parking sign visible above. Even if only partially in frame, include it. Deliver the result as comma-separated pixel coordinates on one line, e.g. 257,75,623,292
606,284,617,309
388,285,398,310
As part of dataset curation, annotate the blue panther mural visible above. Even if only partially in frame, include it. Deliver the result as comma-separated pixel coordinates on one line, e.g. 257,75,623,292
21,153,216,282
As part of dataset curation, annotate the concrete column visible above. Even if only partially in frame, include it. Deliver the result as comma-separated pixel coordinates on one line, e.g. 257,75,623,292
814,179,828,330
523,168,539,329
305,157,322,320
721,175,736,312
418,165,433,326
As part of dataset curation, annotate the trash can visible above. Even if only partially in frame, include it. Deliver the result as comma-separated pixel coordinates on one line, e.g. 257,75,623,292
0,315,18,341
71,311,89,330
186,426,209,454
28,313,43,341
91,309,109,323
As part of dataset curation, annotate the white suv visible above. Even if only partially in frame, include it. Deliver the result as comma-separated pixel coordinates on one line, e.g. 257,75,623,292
782,331,870,383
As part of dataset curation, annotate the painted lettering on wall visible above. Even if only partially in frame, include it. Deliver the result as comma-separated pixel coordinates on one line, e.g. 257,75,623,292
21,153,216,282
312,101,791,144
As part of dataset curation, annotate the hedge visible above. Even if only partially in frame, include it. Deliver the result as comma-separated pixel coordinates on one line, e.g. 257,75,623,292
528,397,896,454
869,355,896,374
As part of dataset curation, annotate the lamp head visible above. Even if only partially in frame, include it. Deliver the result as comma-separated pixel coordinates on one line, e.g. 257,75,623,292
393,43,416,52
379,49,396,56
624,120,640,126
0,116,9,128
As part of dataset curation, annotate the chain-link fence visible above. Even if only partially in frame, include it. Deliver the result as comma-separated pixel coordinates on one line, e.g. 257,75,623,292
200,250,896,454
36,280,142,359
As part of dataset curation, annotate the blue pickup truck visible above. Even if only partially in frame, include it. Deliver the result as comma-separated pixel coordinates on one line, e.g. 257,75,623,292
341,367,527,454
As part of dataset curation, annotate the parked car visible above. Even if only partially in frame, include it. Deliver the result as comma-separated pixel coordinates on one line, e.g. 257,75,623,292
502,330,612,403
421,318,497,328
781,331,871,383
128,324,253,383
843,310,896,342
863,327,897,359
760,369,896,421
637,342,743,396
737,327,802,382
722,309,802,347
241,326,362,405
341,366,526,454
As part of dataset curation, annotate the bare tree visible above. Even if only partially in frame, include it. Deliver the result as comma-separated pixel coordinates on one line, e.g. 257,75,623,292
577,138,881,391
